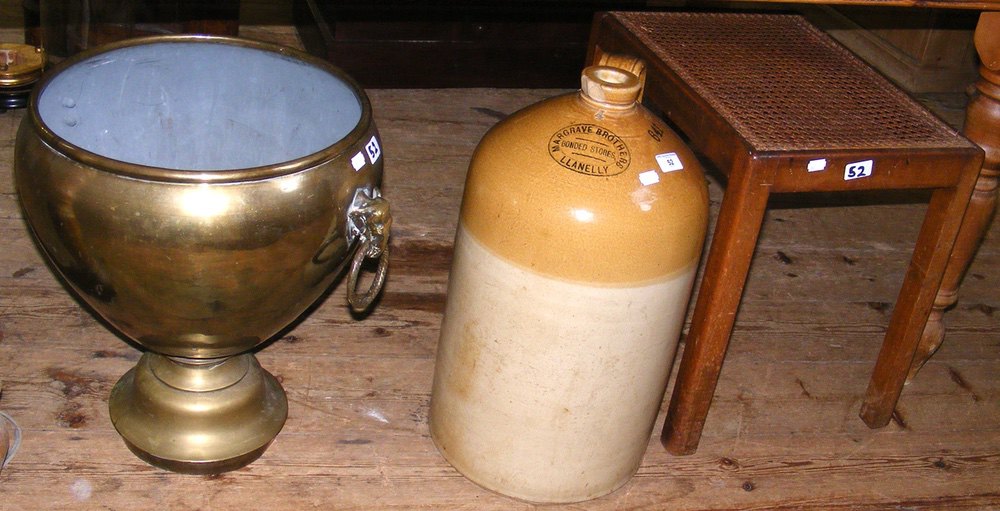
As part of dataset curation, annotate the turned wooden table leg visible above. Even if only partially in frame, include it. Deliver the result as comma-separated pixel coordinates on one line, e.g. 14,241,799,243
909,13,1000,381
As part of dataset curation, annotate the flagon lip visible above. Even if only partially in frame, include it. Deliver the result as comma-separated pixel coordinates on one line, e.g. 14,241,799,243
27,34,375,184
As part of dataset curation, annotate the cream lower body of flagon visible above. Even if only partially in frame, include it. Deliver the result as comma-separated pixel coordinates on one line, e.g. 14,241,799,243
429,224,697,503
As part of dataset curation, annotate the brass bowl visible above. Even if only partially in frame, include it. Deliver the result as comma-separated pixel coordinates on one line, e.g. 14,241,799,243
14,35,391,473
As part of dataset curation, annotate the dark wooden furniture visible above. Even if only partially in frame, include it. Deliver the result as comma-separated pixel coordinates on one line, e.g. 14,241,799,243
23,0,240,59
588,11,985,455
292,0,646,88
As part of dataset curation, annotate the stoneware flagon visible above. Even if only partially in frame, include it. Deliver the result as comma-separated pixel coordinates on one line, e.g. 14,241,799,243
429,61,709,503
14,35,391,474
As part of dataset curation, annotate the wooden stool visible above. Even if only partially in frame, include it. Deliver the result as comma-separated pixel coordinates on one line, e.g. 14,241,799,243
588,11,985,455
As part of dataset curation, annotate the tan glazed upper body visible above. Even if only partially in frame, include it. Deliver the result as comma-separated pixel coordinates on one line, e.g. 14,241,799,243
460,66,709,285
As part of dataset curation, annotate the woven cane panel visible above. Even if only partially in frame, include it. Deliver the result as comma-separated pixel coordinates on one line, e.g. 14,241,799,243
614,12,974,151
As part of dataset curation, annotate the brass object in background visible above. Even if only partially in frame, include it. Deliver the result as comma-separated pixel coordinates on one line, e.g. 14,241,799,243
0,43,45,111
26,0,240,60
14,35,391,474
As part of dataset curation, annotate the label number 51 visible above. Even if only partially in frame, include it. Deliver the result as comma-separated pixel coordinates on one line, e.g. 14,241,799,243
844,159,873,181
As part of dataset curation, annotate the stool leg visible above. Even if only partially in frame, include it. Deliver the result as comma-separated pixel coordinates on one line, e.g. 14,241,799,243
909,53,1000,382
661,158,772,455
860,158,982,428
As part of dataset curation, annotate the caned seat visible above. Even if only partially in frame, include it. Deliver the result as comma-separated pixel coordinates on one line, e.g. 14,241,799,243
588,11,985,455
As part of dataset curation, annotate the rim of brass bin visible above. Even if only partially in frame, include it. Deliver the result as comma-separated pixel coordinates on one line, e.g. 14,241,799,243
24,35,385,474
28,34,375,184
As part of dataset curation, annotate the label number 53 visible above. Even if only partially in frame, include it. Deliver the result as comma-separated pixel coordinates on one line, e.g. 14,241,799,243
844,159,873,181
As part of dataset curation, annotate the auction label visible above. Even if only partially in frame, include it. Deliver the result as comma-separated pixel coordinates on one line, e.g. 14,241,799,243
549,123,631,177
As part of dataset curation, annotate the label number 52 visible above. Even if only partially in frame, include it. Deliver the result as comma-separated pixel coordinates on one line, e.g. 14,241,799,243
844,159,873,181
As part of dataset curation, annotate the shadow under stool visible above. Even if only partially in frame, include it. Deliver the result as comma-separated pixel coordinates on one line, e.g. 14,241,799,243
587,11,985,455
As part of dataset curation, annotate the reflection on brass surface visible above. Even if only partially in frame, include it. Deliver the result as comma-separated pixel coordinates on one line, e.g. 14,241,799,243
109,353,286,474
14,35,391,473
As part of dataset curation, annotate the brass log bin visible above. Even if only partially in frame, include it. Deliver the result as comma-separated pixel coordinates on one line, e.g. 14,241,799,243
429,60,709,503
14,35,391,474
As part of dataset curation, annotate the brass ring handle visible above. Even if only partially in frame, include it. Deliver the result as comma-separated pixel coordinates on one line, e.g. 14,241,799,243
347,235,390,312
346,192,392,312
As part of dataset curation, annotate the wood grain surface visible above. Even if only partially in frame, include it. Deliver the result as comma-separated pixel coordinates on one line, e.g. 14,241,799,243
0,81,998,509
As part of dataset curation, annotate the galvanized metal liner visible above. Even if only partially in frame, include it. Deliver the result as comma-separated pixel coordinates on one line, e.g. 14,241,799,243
36,40,363,171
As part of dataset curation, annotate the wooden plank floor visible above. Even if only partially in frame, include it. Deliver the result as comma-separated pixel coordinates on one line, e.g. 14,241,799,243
2,30,999,511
